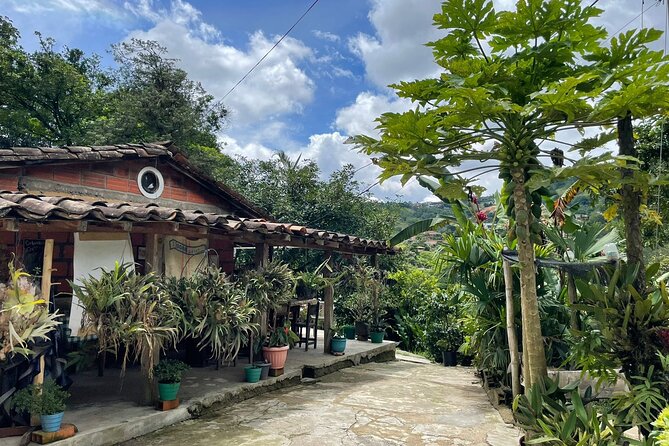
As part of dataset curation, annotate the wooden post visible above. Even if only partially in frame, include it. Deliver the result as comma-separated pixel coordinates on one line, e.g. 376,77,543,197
141,234,162,405
323,252,334,354
503,258,521,398
145,234,163,275
32,239,54,425
254,242,270,361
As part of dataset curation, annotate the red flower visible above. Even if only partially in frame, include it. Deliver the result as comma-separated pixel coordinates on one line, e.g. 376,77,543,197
476,211,487,223
472,196,478,205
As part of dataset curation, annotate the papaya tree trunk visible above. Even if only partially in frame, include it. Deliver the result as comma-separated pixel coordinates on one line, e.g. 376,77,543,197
503,258,521,398
618,113,646,293
511,169,547,390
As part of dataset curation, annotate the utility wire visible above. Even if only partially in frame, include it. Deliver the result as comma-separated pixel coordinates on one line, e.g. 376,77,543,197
222,0,321,100
606,0,659,42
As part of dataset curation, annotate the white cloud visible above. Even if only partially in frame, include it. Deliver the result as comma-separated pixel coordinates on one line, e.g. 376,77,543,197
348,0,442,89
127,23,314,126
312,30,340,42
335,91,410,137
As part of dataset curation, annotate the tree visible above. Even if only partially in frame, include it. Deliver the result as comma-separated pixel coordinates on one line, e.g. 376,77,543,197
97,39,227,151
350,0,625,389
0,17,108,146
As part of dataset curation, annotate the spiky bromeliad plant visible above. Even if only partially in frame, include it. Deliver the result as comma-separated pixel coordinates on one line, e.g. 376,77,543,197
349,0,669,389
0,262,60,362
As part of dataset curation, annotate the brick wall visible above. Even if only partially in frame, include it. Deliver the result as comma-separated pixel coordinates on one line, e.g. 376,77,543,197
210,237,234,274
18,160,224,207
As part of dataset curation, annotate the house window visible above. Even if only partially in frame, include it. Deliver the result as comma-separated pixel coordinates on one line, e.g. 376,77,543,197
137,166,164,199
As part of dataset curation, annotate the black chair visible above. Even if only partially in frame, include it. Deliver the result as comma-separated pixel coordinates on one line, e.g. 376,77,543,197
294,299,320,351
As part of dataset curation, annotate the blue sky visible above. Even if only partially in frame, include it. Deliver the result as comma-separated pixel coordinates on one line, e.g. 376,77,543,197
3,0,667,202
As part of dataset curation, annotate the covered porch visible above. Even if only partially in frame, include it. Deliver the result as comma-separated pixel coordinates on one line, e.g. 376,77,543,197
5,332,396,446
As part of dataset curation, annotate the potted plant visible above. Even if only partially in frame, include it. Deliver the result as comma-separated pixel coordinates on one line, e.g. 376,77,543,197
244,364,262,383
11,379,70,432
153,359,189,402
342,324,355,340
253,359,271,380
369,319,386,344
348,290,371,341
262,322,299,370
436,327,464,367
330,325,347,354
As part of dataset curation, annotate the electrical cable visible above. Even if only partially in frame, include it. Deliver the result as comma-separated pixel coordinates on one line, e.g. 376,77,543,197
221,0,321,100
606,0,659,42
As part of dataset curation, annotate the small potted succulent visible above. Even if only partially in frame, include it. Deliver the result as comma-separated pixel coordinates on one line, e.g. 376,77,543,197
330,325,347,354
153,359,190,401
436,327,464,367
11,379,70,432
262,322,299,370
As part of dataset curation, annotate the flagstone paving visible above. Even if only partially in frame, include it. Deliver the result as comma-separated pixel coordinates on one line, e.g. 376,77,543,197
123,360,521,446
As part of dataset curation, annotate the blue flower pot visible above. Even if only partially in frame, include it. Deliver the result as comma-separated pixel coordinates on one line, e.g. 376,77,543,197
245,366,262,383
158,382,181,401
41,412,64,433
331,337,347,353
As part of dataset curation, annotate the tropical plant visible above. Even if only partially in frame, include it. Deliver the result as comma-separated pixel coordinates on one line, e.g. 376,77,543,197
239,260,295,313
11,379,69,416
513,378,625,445
350,0,669,390
0,261,60,362
295,260,336,300
266,322,299,348
651,407,669,446
153,359,190,384
165,267,258,363
436,326,464,352
71,262,182,379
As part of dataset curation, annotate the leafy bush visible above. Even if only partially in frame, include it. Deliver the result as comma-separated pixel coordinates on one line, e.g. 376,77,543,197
513,378,625,445
153,359,189,384
11,379,69,415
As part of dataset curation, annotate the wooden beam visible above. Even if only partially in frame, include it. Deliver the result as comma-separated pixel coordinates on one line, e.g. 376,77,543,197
0,219,18,232
323,251,334,354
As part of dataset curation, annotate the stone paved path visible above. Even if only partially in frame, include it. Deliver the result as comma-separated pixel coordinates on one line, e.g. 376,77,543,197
123,360,521,445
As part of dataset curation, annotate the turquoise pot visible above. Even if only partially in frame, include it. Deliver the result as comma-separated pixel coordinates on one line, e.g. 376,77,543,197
343,326,355,340
331,337,347,353
370,331,384,344
245,366,262,383
158,382,180,401
41,412,64,433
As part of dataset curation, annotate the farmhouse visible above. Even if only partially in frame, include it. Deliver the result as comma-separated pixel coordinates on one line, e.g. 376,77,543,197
0,141,391,347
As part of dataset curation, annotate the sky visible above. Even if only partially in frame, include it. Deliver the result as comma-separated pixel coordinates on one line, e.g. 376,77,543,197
2,0,668,202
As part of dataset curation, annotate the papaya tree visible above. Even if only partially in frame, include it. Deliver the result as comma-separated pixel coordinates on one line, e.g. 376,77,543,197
349,0,621,389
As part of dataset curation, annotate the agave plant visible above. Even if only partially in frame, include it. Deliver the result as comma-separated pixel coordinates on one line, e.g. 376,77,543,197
0,262,60,362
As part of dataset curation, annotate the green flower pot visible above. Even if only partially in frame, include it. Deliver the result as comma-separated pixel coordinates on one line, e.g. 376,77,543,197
158,382,180,401
331,337,347,353
245,365,262,383
343,325,355,340
370,331,384,344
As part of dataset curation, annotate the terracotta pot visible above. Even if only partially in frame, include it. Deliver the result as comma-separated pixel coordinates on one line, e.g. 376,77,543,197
262,346,289,369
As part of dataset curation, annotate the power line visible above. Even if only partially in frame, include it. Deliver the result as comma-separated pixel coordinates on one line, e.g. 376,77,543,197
221,0,321,101
606,0,660,42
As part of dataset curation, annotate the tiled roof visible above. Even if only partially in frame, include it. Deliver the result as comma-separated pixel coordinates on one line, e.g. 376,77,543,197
0,142,266,218
0,193,392,254
0,143,171,164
